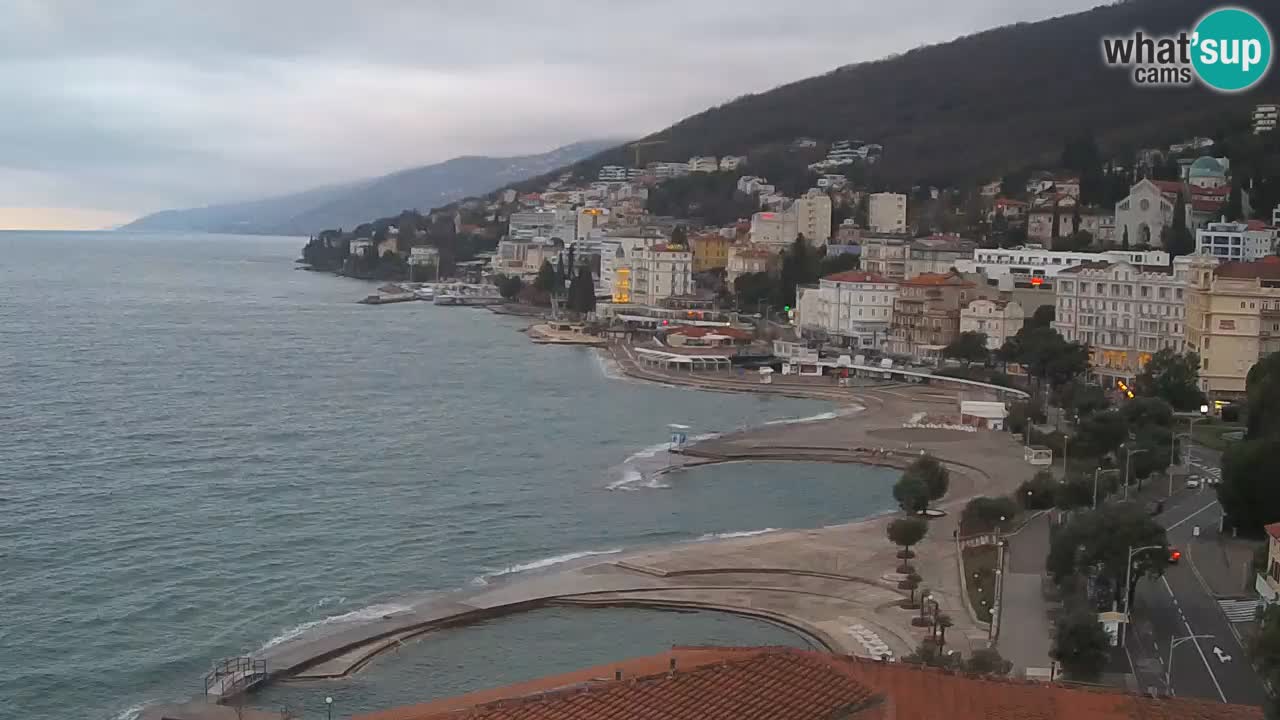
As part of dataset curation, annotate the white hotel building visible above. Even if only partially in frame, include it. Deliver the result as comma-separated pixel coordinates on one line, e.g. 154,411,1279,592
1053,258,1193,385
1195,220,1277,262
795,270,898,349
954,246,1170,288
631,243,693,305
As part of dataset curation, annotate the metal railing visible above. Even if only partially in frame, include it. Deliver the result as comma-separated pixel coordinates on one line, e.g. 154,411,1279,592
204,656,268,697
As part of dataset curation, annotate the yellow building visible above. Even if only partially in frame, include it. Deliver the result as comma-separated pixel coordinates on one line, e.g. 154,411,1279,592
690,233,730,273
1185,256,1280,402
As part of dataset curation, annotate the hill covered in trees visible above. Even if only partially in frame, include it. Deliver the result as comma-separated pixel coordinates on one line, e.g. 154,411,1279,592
542,0,1280,192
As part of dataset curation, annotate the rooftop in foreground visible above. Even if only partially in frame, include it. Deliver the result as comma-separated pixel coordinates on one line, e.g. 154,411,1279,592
355,646,1262,720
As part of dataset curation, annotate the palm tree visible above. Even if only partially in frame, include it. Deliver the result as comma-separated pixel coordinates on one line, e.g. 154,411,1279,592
934,614,954,648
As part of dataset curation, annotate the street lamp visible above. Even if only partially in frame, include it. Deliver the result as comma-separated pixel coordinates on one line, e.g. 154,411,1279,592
1121,544,1165,647
326,696,334,720
1185,406,1210,467
1123,446,1149,500
1094,468,1120,509
1166,633,1214,693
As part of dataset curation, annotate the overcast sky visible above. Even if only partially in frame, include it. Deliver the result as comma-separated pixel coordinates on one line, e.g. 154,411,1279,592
1,0,1105,229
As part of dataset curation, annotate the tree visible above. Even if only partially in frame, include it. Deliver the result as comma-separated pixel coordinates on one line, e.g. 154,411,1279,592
1121,225,1130,250
1051,610,1111,680
1052,379,1109,418
495,274,525,300
1166,192,1195,257
854,193,870,229
1073,410,1129,459
1054,476,1095,510
904,639,960,669
819,252,859,276
776,234,819,311
1134,349,1204,410
963,647,1013,676
904,454,950,504
534,260,558,295
1226,183,1245,222
894,474,931,515
933,613,954,648
1251,604,1280,710
734,271,776,312
1218,436,1280,536
1246,351,1280,440
567,266,597,314
943,331,991,365
1029,305,1055,329
671,224,689,247
1119,396,1174,429
1018,471,1057,510
887,517,929,559
960,496,1019,534
1045,502,1168,607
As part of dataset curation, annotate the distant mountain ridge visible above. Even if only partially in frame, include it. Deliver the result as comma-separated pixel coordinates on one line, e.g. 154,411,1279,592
121,140,621,236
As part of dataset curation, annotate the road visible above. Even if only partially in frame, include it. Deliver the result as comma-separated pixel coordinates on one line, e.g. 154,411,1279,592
1126,446,1268,706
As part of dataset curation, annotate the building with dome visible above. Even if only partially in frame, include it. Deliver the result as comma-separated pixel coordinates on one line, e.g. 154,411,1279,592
1186,156,1229,190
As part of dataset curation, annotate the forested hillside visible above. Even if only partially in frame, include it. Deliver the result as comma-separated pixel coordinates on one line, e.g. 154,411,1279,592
550,0,1280,190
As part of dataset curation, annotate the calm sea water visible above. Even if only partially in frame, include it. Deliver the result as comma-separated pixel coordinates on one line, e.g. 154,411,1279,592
0,232,896,720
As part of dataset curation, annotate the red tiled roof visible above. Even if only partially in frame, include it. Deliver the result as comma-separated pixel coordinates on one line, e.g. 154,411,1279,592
824,270,894,284
361,648,881,720
1190,198,1227,213
903,272,973,287
994,197,1028,207
1246,220,1272,231
1216,257,1280,280
357,647,1262,720
1152,180,1186,196
1266,522,1280,541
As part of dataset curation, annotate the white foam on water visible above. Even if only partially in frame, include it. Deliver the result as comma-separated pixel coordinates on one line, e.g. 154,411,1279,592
311,595,347,609
697,528,779,541
258,602,412,652
111,701,151,720
477,549,623,582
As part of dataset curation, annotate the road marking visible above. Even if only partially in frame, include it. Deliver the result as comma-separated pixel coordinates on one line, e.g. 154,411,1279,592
1163,576,1227,703
1214,646,1233,663
1167,501,1219,531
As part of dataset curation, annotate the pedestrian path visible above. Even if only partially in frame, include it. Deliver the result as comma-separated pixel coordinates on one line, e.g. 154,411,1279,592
1218,599,1261,623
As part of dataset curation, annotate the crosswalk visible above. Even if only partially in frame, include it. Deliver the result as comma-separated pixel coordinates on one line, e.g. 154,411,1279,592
1218,599,1261,623
1189,459,1222,482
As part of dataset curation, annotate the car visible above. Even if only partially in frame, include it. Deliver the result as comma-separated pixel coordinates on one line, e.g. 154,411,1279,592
1146,500,1165,516
1168,547,1182,564
1186,478,1201,489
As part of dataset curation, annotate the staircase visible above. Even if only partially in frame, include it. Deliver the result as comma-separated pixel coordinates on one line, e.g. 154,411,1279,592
204,657,268,701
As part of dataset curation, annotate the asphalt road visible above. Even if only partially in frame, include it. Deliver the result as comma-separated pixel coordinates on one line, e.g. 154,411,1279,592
1126,448,1269,706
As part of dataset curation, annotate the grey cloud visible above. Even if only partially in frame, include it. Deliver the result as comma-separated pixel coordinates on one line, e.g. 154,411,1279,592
1,0,1102,219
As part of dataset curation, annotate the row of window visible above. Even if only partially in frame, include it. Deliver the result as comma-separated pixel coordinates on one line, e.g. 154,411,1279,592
1059,281,1182,301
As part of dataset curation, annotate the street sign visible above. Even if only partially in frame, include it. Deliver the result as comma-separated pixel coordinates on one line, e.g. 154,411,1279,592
1213,646,1233,663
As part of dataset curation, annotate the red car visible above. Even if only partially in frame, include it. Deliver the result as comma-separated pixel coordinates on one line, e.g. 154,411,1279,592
1168,547,1182,564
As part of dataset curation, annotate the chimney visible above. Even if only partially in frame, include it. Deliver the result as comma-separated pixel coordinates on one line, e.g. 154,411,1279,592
614,669,622,681
668,657,677,676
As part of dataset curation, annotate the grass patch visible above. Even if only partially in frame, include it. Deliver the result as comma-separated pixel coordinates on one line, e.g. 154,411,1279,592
962,545,998,623
1191,421,1246,452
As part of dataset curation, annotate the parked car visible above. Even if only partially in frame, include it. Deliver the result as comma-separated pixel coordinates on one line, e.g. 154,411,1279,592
1185,478,1201,489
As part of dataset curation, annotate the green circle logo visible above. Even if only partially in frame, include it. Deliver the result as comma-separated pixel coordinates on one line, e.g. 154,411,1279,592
1192,7,1272,92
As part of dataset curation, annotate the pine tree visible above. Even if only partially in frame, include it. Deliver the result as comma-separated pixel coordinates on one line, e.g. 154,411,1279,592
1167,192,1195,257
1121,225,1130,250
1226,184,1244,222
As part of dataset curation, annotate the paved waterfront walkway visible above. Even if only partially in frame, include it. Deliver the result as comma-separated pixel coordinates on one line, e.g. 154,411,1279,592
154,366,1039,720
997,512,1055,677
223,381,1032,685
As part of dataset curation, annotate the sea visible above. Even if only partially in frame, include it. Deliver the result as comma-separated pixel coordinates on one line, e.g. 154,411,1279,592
0,232,898,720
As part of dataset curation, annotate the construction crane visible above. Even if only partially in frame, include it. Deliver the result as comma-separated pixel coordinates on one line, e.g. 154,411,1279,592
630,139,667,168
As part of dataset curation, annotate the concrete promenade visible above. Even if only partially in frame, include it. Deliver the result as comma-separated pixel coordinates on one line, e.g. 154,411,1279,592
153,359,1035,720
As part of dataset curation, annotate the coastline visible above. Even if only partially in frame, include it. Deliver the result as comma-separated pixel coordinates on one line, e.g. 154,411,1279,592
143,298,1031,720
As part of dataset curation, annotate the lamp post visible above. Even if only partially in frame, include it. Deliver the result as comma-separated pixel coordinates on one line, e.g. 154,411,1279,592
1185,405,1209,467
1123,446,1148,500
1166,633,1214,693
325,696,334,720
1094,468,1120,509
1121,545,1165,647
